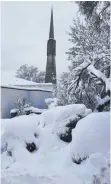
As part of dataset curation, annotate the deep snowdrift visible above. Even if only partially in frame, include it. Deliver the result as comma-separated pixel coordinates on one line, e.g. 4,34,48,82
71,112,110,161
40,104,91,127
39,104,92,142
1,105,110,184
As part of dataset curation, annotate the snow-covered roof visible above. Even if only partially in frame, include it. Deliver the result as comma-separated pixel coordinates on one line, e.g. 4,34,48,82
1,71,53,91
1,71,39,86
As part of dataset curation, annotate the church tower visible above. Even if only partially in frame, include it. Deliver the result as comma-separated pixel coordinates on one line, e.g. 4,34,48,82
45,8,56,84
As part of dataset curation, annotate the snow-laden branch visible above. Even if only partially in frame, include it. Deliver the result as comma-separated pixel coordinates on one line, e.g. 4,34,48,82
68,61,110,96
96,95,110,112
87,65,110,94
68,62,91,93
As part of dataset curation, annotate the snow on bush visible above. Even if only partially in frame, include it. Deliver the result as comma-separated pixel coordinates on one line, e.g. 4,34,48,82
1,106,110,184
41,104,91,127
1,115,41,169
24,106,45,115
1,115,68,175
40,104,92,142
45,98,58,109
71,112,110,163
11,97,45,118
10,97,31,117
10,109,18,118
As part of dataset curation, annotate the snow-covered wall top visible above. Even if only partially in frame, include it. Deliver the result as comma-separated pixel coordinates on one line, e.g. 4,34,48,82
1,72,37,86
1,85,53,92
1,86,52,119
1,71,53,91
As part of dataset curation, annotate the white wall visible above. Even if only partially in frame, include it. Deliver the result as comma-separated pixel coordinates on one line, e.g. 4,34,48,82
1,86,52,118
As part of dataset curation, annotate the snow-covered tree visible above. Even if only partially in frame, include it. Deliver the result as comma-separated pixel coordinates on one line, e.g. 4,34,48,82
77,1,110,31
67,14,110,110
56,72,72,106
35,71,45,83
16,64,45,83
14,97,31,116
56,3,110,111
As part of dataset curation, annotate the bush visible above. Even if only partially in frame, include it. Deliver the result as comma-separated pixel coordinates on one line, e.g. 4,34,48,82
71,112,110,161
59,127,72,142
72,155,88,164
10,97,31,117
58,117,80,143
26,142,37,153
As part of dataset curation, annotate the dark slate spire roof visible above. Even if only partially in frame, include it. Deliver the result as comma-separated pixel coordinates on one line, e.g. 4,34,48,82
49,7,54,39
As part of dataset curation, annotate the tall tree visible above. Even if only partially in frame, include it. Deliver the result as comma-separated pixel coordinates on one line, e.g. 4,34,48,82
56,72,71,106
56,2,110,111
77,1,110,31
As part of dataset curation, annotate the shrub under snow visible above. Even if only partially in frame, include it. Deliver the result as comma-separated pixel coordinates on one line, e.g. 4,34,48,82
71,112,110,163
40,104,92,142
11,97,45,118
1,105,110,184
1,115,41,169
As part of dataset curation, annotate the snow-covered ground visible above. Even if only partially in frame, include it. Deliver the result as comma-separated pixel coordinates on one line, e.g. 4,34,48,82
1,104,110,184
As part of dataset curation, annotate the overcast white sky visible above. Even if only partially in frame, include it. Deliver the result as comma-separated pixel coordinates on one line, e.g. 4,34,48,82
1,1,79,77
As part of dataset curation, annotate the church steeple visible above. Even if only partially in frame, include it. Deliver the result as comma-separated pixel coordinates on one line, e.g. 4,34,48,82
45,7,57,84
49,7,54,39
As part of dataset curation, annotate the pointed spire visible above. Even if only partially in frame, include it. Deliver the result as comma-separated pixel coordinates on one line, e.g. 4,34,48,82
49,7,54,39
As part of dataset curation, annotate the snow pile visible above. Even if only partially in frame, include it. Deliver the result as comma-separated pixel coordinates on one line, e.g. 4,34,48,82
40,104,91,142
24,106,45,114
1,115,41,169
40,104,91,127
86,152,110,184
10,109,18,114
1,114,73,184
53,104,91,133
87,152,110,169
1,105,110,184
71,112,110,161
